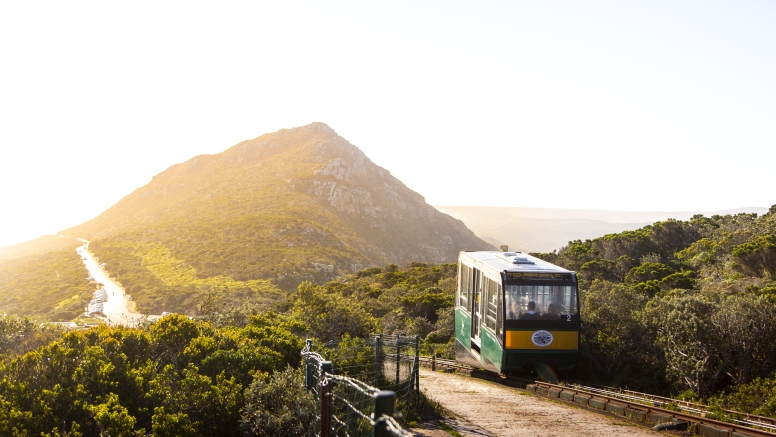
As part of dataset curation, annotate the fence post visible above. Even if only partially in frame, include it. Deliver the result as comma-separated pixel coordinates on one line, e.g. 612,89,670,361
414,335,420,394
320,378,331,437
414,335,420,412
432,352,436,371
321,361,333,437
374,334,382,388
396,334,401,385
373,391,396,437
305,339,313,392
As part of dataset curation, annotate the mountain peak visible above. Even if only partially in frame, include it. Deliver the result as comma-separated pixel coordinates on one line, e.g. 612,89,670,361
278,121,337,138
304,121,336,134
62,124,492,310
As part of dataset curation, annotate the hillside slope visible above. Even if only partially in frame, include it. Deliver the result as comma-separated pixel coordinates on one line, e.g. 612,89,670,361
0,235,85,261
0,237,93,321
59,123,490,313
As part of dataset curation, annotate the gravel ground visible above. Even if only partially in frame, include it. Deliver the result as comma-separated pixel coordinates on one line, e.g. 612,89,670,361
412,368,665,437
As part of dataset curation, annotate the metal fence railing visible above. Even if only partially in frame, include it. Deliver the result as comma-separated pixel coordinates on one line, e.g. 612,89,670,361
302,335,419,437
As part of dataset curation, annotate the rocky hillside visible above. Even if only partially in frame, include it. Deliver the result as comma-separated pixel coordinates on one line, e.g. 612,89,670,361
58,123,490,313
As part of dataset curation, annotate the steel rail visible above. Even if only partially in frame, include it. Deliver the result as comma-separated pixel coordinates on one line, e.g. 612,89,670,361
531,379,776,436
577,383,776,429
417,356,472,372
418,356,776,436
570,383,776,432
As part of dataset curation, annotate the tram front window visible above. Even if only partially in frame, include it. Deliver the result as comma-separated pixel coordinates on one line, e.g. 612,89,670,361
505,285,577,320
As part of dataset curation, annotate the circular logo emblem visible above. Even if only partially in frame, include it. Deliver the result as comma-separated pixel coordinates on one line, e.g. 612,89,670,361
531,330,554,347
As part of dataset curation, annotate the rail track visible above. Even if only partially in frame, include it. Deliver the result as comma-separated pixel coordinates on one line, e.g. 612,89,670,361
418,356,776,437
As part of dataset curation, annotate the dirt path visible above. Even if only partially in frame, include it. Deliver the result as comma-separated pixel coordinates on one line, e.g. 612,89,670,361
416,368,664,437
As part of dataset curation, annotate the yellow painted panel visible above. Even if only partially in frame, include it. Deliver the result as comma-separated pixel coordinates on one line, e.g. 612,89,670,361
505,330,578,350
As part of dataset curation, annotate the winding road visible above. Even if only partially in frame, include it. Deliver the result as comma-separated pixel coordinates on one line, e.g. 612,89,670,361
76,241,159,327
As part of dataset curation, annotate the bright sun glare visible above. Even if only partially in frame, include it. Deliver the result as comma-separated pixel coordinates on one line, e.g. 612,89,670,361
0,1,774,246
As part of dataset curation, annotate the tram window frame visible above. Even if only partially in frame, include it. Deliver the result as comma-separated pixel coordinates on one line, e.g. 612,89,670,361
485,276,498,332
505,272,572,281
456,262,462,307
496,282,503,344
459,264,470,308
502,280,580,328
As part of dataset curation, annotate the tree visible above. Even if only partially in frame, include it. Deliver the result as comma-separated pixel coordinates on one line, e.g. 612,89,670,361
641,293,723,398
149,314,200,366
87,393,138,437
151,407,198,437
291,281,376,341
578,280,664,389
712,294,776,386
241,367,316,437
732,235,776,277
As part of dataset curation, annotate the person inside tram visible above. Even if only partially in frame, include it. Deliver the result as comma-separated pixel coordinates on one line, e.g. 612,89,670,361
542,303,560,319
508,300,519,320
520,301,540,319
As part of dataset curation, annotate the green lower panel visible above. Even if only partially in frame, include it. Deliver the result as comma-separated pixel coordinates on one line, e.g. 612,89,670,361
480,328,502,369
455,307,471,350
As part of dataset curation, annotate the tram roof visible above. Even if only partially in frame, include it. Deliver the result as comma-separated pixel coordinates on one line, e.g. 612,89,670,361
459,251,573,274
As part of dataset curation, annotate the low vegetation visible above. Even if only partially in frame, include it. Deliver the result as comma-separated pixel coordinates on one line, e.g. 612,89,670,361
0,312,311,436
0,241,93,321
87,240,288,314
533,205,776,411
3,206,776,434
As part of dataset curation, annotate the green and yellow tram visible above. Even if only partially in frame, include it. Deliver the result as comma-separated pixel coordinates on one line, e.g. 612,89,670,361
455,250,579,373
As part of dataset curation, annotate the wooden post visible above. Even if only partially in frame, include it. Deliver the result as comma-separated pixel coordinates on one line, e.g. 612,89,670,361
320,378,331,437
432,352,436,371
320,361,333,437
373,391,396,437
415,335,420,411
305,339,313,392
374,334,382,388
415,335,420,394
396,334,401,385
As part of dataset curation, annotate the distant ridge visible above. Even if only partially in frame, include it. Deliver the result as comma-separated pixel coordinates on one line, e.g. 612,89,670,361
0,235,80,261
436,205,769,253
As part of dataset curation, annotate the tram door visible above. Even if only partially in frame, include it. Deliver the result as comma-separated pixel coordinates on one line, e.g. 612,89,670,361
471,268,482,345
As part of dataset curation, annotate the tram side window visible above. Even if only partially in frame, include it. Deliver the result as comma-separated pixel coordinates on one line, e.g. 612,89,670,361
496,283,503,340
459,265,470,308
505,285,578,320
456,262,462,307
486,277,498,331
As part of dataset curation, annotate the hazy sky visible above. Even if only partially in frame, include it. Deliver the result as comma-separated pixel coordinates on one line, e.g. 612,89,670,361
1,1,774,247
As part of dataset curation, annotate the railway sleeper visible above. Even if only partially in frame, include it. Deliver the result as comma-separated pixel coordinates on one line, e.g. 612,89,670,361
695,424,763,437
574,394,591,405
626,407,647,422
560,390,576,402
699,423,735,437
605,402,627,416
646,412,673,425
653,419,689,431
732,431,763,437
588,397,607,410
